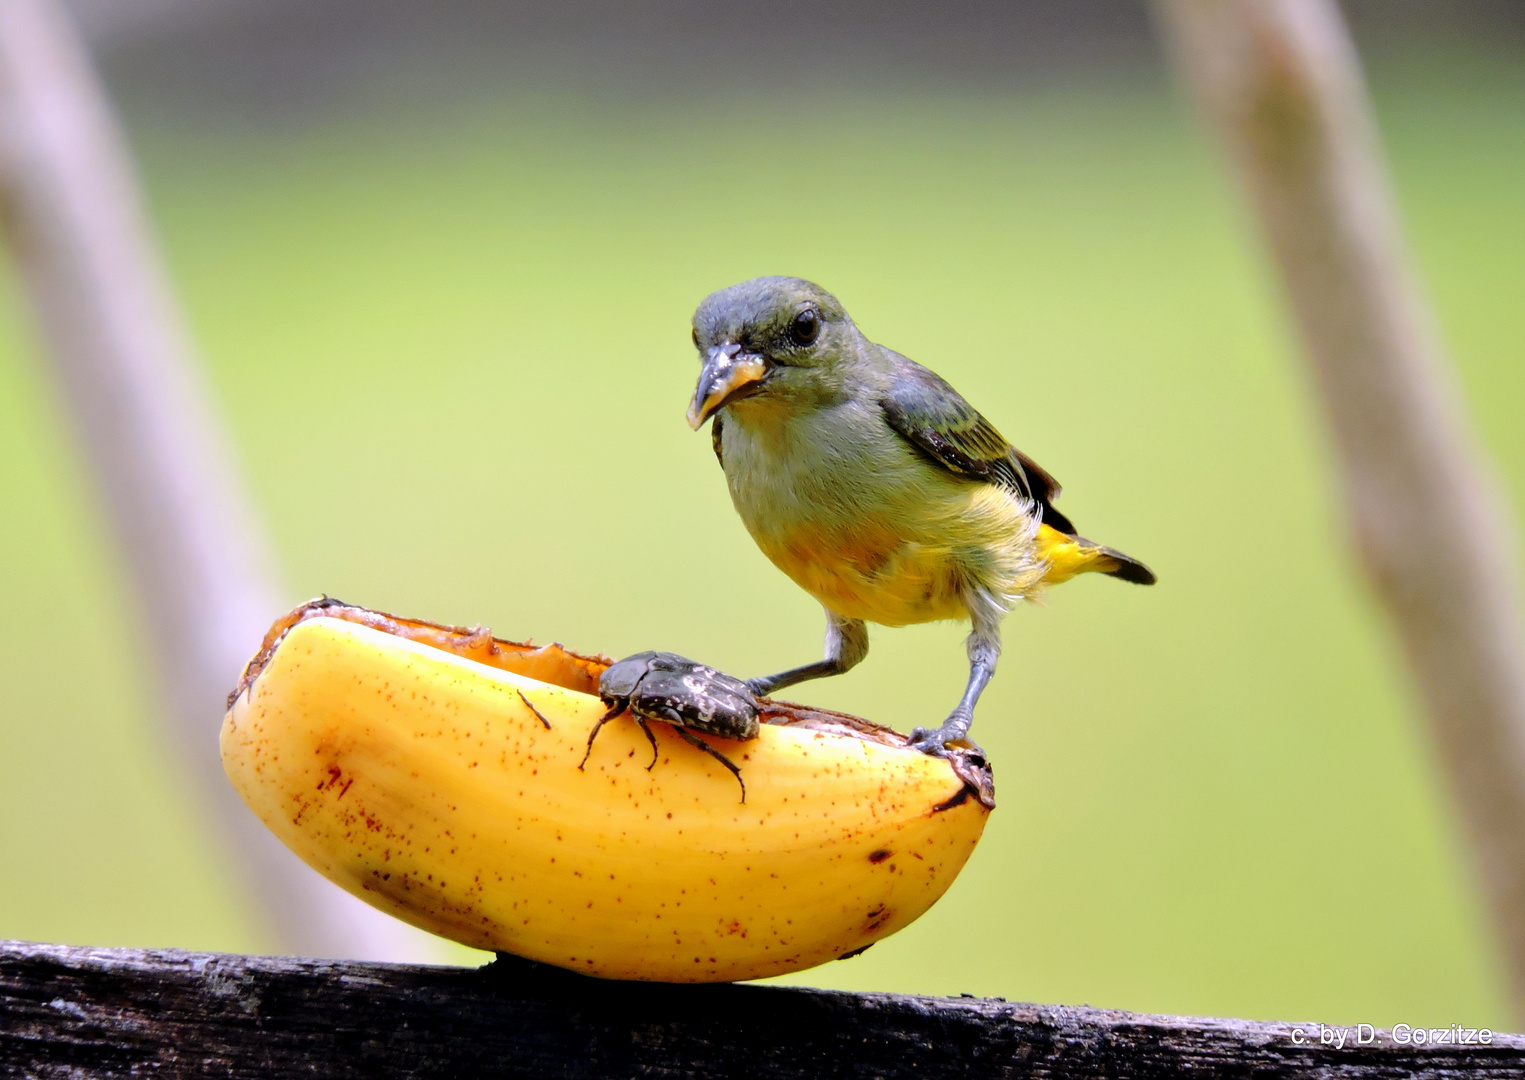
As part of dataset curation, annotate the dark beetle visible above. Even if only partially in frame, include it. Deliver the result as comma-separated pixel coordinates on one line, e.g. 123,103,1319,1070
581,651,759,801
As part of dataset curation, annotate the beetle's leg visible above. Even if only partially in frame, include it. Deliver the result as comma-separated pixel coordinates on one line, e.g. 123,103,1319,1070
635,716,660,770
578,703,624,770
517,690,552,730
673,727,747,803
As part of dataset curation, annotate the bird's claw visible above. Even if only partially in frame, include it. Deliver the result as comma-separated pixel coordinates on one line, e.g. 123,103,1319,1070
907,721,982,759
908,725,953,757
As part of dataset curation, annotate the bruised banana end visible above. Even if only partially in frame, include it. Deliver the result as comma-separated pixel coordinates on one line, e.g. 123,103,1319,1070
220,599,994,983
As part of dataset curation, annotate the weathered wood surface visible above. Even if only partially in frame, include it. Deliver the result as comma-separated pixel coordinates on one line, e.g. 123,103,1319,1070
1,941,1520,1078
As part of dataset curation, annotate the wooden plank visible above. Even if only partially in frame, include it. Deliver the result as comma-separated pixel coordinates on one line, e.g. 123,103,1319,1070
2,941,1519,1078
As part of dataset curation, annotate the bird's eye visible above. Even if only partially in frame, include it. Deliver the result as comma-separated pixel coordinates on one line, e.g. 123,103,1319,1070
789,309,820,346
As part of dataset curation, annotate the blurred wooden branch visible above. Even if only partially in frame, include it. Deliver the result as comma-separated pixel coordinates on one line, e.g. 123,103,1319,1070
1151,0,1525,1017
5,940,1523,1078
0,0,432,962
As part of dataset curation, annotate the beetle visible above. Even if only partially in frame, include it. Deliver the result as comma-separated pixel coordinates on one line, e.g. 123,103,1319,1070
580,650,759,801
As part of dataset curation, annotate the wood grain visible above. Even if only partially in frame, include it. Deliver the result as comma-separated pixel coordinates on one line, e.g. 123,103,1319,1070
3,941,1520,1078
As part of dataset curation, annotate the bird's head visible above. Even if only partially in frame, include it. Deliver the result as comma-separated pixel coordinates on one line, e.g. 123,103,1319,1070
687,276,856,430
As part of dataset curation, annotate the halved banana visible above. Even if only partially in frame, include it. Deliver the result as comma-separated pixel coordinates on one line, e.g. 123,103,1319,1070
221,599,993,982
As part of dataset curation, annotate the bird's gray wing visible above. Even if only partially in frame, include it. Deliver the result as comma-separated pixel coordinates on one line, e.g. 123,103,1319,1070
711,410,725,467
879,355,1076,534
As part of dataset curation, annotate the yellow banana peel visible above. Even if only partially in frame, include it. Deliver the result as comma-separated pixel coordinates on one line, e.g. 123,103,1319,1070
221,599,994,982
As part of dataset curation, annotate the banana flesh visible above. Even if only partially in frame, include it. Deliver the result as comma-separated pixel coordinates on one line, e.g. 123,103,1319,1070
221,600,993,982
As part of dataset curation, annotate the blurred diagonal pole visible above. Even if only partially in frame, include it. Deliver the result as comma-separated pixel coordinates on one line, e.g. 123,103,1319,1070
1152,0,1525,1017
0,0,433,962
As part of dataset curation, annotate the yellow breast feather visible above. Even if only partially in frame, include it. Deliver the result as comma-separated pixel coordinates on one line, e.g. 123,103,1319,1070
758,485,1044,627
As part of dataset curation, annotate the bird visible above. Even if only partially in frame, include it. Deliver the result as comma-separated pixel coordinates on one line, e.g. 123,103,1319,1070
685,276,1154,756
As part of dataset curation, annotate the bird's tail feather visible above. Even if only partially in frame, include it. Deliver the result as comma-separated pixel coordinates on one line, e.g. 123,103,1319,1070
1035,524,1156,586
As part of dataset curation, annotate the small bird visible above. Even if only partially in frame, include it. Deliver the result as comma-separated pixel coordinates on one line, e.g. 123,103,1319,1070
686,276,1154,755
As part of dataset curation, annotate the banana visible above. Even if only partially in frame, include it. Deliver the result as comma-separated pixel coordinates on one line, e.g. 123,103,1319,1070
221,599,994,982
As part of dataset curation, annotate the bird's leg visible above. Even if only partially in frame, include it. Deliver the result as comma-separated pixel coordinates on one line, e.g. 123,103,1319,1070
746,610,868,698
909,598,1003,757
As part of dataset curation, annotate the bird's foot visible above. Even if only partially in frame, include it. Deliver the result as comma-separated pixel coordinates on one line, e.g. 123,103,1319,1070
907,728,949,757
907,716,981,758
743,676,775,698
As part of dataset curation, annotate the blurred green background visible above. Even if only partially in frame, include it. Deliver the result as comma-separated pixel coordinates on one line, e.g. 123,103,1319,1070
2,2,1523,1032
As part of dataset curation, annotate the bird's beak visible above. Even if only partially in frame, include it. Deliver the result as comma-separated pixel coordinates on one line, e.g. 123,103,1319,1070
687,343,767,430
